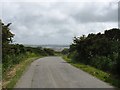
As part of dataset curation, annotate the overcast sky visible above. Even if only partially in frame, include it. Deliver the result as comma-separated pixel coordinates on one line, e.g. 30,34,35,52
0,0,119,45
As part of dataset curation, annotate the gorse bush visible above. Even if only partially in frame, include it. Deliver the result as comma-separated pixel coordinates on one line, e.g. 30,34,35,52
68,28,120,76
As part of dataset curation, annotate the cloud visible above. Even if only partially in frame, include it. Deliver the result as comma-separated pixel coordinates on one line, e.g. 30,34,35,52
1,1,118,45
70,2,118,23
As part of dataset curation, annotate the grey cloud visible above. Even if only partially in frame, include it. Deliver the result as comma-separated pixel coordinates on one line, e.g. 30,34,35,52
2,1,118,45
71,2,118,23
118,1,120,28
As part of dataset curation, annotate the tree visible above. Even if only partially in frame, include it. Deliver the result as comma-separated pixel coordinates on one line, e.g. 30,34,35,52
2,22,14,44
2,22,14,57
69,28,120,75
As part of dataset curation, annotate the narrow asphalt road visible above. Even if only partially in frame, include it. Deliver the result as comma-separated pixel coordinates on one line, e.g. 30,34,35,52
15,56,114,88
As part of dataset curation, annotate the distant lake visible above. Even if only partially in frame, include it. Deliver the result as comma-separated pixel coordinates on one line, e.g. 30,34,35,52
24,44,70,51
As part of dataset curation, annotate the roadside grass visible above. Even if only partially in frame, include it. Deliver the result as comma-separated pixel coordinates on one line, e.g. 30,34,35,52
2,53,43,89
0,64,2,89
62,55,120,88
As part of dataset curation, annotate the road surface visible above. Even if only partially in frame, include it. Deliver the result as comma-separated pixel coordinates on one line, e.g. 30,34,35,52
15,56,114,88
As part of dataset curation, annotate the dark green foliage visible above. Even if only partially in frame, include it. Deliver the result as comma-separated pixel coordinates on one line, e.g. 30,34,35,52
69,28,120,76
2,21,55,74
61,48,69,55
25,47,55,56
90,56,113,71
44,48,55,56
2,23,14,44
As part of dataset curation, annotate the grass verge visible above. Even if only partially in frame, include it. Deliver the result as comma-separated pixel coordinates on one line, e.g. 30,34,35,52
0,64,2,89
62,55,120,88
2,54,42,88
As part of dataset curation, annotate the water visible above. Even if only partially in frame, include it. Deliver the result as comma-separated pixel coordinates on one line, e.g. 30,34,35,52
24,44,70,51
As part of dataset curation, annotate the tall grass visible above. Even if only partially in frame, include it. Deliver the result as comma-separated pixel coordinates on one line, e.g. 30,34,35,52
2,52,39,78
2,52,41,88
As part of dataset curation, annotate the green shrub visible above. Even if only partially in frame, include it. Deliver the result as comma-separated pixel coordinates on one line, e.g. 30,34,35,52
68,50,79,62
69,28,120,76
61,48,69,55
90,56,113,71
44,48,55,56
